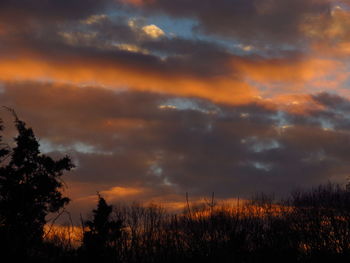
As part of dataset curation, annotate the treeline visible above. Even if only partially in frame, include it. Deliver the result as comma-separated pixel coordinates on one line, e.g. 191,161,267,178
45,184,350,263
1,115,350,262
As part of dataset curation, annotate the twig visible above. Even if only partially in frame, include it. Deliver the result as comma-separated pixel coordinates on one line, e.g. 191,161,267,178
43,208,67,239
186,192,192,218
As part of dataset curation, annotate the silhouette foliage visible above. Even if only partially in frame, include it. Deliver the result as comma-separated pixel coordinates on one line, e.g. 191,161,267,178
0,114,74,258
82,195,123,261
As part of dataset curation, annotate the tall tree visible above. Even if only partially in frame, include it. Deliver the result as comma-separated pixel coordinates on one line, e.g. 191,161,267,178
0,113,74,258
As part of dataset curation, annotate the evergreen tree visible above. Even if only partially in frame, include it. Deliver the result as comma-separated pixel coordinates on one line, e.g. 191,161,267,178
82,195,123,262
0,113,74,258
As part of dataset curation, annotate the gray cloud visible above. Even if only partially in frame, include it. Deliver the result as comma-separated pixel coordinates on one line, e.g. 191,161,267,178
0,11,242,80
1,82,350,202
0,0,112,22
119,0,333,46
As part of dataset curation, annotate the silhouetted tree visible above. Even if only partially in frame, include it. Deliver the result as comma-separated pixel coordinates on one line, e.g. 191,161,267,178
0,113,74,259
82,195,123,262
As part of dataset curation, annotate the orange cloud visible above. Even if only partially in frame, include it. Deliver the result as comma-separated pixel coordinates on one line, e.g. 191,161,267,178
120,0,156,6
235,57,343,89
1,42,348,115
312,41,350,58
301,5,350,42
0,54,258,105
232,51,350,105
101,186,143,199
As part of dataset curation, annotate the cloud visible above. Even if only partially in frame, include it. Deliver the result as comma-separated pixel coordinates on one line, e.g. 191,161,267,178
1,82,350,221
0,1,348,106
1,0,350,222
0,0,111,22
142,24,165,39
119,0,336,46
0,28,259,105
1,25,347,108
301,4,350,42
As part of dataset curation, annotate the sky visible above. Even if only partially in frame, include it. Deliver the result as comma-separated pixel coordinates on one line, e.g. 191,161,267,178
1,0,350,220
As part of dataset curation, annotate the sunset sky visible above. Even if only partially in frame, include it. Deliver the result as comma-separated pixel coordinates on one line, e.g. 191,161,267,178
1,0,350,220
